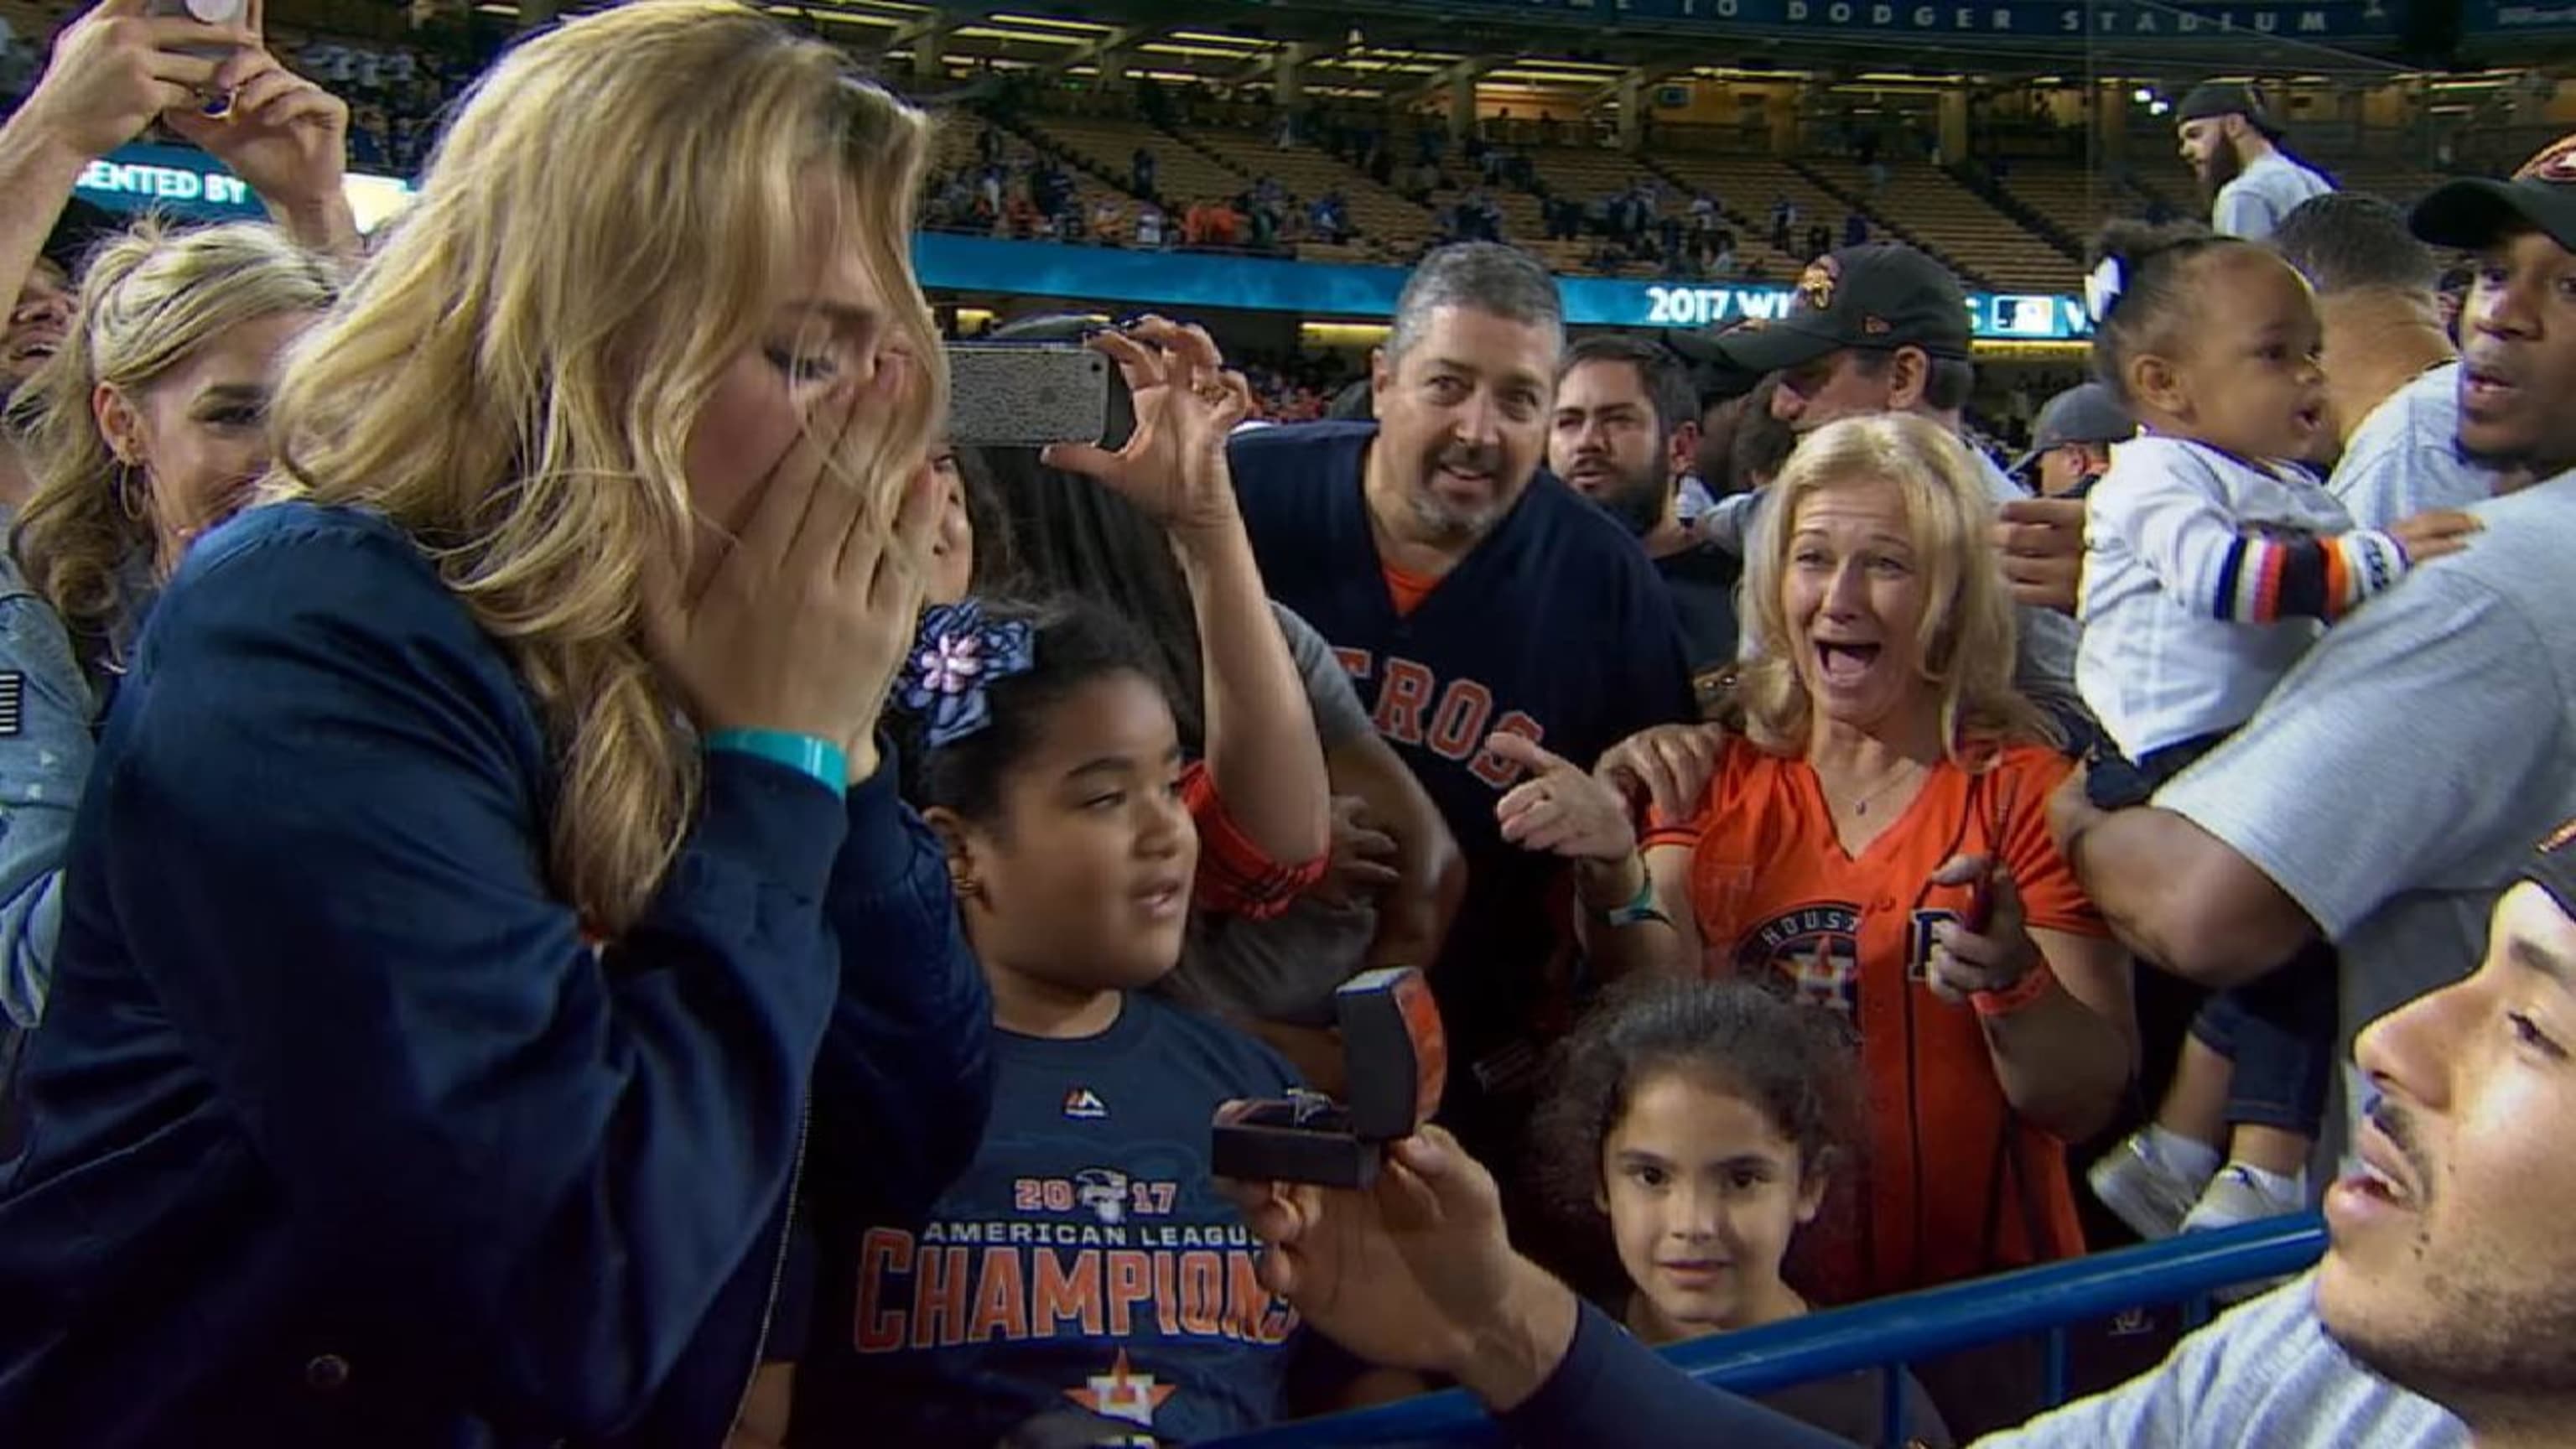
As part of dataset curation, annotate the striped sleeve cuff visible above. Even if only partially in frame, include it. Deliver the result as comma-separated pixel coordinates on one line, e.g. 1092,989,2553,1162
1181,761,1329,921
2217,528,2411,623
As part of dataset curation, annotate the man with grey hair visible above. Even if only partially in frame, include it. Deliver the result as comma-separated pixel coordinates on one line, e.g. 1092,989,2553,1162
1228,242,1694,1176
2268,192,2502,523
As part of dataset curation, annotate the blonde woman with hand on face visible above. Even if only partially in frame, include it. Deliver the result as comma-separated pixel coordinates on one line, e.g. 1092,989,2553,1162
0,7,993,1446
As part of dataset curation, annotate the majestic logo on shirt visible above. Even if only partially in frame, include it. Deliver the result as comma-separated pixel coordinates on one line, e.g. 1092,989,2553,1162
1065,1348,1176,1439
1741,902,1864,1016
1062,1088,1109,1120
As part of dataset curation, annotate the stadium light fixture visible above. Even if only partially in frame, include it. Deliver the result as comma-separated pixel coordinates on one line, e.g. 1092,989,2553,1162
1167,30,1276,49
984,13,1118,31
948,25,1082,42
1140,41,1272,59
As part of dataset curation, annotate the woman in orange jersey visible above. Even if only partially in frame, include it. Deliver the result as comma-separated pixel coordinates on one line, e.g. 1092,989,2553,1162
1488,412,2134,1309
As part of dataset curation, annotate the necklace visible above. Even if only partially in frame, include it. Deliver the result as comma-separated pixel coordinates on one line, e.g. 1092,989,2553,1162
1831,760,1928,818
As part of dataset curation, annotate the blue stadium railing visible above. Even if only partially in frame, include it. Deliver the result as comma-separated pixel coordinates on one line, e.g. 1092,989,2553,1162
1202,1213,2328,1448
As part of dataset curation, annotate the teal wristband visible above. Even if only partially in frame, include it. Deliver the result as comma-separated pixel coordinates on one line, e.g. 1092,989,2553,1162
1599,854,1670,929
706,728,848,792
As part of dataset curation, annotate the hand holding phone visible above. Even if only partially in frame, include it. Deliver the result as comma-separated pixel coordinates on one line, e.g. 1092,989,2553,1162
19,0,244,159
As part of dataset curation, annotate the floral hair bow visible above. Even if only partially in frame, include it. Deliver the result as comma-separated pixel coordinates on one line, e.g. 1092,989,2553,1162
898,598,1038,748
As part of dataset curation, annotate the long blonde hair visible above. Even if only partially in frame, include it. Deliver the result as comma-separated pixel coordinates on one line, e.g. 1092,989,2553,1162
9,220,339,651
265,0,945,935
1738,414,2050,763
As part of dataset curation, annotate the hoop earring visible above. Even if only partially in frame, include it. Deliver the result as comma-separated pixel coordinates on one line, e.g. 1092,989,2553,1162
114,463,149,524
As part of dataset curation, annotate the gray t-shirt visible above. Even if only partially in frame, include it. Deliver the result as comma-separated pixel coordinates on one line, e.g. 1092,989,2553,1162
1983,1275,2463,1448
1166,603,1379,1028
1275,600,1373,752
2327,362,2498,530
2212,151,2335,242
1976,449,2082,714
2156,475,2576,1129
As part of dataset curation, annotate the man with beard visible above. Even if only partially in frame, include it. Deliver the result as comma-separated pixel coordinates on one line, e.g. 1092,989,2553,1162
1228,242,1694,1178
1222,819,2576,1449
2271,192,2504,525
1546,335,1739,708
2053,132,2576,1156
2174,82,2333,243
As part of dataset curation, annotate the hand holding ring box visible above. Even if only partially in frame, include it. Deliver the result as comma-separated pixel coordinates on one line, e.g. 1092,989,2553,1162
1211,967,1446,1190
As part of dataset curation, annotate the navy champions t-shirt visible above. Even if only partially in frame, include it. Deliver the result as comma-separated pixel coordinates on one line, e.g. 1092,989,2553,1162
791,994,1303,1447
1228,423,1696,1104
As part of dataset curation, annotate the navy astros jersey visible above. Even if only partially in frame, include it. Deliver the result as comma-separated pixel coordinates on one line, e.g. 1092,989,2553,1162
1227,422,1696,1100
791,994,1303,1448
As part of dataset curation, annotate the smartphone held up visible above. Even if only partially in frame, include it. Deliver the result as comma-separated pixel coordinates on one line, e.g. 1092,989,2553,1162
943,343,1111,450
146,0,248,72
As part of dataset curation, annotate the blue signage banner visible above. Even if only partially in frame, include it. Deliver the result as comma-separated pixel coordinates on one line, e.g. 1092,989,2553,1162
2464,0,2576,30
70,143,415,232
63,168,2090,342
915,233,2094,341
1357,0,2398,37
74,142,268,218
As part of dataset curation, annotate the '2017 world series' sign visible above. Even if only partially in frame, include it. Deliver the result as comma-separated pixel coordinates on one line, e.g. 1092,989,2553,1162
1413,0,2399,35
1636,282,2090,340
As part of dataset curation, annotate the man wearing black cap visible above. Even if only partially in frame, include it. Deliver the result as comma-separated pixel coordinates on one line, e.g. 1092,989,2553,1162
2175,80,2333,242
1699,242,2085,715
2055,132,2576,1160
2014,381,2132,499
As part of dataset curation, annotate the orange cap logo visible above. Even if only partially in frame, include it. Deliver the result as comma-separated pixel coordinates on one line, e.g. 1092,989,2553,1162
2514,133,2576,184
1798,257,1840,313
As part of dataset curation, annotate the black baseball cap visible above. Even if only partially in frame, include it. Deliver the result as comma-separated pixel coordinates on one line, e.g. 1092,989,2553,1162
2411,132,2576,257
2532,818,2576,923
2175,81,2285,141
1659,323,1766,408
1700,243,1972,377
2012,382,2135,475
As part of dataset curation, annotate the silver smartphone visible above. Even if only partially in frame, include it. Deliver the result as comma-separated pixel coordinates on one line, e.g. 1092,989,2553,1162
148,0,247,61
945,343,1111,450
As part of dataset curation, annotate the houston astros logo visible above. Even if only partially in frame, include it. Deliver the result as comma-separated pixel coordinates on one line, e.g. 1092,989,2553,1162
1797,257,1840,313
2516,134,2576,184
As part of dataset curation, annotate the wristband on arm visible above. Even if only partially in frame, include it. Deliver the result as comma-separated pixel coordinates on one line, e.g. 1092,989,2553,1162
706,728,848,792
1973,959,2057,1018
1592,854,1670,929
